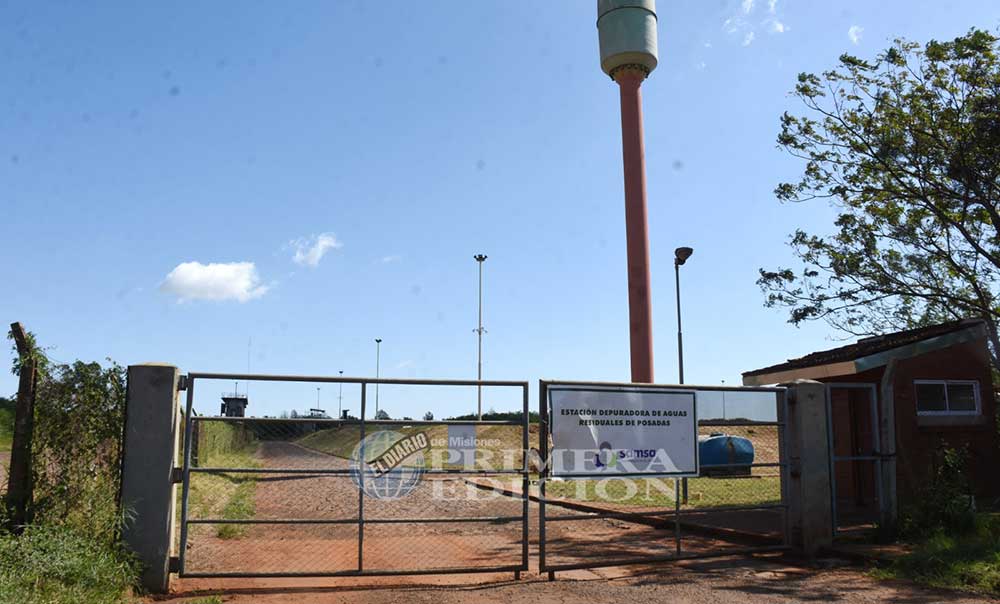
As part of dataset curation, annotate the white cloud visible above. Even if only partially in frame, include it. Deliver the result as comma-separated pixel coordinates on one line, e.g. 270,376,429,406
768,0,777,14
160,261,269,303
769,20,787,34
848,25,864,45
290,232,342,267
741,0,754,14
743,31,756,46
381,255,402,264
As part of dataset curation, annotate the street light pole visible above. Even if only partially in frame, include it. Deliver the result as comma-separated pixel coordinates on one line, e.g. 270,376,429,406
674,246,693,505
338,370,344,420
374,339,382,418
674,247,693,384
474,254,488,421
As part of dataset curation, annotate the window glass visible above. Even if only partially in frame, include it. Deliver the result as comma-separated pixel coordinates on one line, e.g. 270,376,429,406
915,382,947,412
947,383,977,411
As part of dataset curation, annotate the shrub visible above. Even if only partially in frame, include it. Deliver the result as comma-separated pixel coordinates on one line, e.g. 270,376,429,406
874,514,1000,595
29,360,126,543
900,445,977,539
0,524,136,604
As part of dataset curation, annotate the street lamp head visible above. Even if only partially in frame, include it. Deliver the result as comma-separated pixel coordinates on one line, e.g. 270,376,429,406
474,254,488,263
674,247,694,266
375,338,382,344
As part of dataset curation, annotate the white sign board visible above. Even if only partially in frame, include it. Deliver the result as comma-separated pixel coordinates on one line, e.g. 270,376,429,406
548,386,698,478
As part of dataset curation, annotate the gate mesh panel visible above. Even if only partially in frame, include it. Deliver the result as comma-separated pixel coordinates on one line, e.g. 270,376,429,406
180,390,530,577
540,387,789,571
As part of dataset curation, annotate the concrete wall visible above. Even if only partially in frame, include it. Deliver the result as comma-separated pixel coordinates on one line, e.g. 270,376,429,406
121,364,181,594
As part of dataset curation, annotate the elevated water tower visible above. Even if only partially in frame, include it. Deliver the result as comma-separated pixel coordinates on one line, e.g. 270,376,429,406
597,0,658,383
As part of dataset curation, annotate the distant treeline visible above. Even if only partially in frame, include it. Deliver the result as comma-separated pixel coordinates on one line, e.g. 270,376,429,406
446,410,540,423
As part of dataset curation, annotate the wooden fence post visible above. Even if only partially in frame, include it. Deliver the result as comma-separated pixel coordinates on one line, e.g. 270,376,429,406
6,322,37,532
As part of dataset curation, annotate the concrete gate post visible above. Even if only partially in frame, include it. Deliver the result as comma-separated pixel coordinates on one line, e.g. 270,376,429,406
781,380,834,556
121,364,182,594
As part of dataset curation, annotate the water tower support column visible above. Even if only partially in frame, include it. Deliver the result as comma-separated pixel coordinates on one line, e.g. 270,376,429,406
597,0,659,383
615,67,654,383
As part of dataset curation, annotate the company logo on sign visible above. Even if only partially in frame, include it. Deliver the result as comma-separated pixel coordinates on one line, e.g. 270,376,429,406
594,442,663,469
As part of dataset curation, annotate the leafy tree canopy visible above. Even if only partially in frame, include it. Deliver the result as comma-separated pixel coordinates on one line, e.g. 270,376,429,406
760,29,1000,369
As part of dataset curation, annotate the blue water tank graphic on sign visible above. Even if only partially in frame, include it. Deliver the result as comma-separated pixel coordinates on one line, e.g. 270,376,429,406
699,433,754,476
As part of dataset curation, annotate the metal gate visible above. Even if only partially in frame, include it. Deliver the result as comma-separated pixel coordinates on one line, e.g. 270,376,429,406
537,381,790,577
176,373,530,578
825,383,883,535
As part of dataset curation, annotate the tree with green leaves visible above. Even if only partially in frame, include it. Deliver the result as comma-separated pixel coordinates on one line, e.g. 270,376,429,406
760,29,1000,370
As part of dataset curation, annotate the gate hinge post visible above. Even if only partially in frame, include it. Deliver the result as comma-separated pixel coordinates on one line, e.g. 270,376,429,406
170,467,184,484
177,375,188,392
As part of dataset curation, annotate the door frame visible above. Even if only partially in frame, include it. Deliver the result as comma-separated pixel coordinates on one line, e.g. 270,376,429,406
824,383,883,536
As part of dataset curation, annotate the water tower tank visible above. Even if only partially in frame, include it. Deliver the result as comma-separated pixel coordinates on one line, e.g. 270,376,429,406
597,0,658,78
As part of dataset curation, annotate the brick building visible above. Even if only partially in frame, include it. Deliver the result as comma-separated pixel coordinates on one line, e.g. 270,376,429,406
743,319,999,531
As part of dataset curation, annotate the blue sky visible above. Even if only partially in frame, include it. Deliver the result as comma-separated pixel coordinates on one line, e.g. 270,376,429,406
3,1,999,419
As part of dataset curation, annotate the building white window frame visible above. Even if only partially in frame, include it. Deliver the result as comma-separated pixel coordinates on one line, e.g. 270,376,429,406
913,379,982,416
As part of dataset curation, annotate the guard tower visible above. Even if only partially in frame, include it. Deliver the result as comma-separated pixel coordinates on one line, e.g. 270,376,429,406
220,392,248,417
597,0,659,383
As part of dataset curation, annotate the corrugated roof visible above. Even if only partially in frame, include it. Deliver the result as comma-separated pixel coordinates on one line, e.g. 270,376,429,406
742,319,985,378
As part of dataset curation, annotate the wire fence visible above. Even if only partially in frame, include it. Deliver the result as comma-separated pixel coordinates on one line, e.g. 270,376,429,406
538,383,789,574
2,359,126,542
178,374,531,578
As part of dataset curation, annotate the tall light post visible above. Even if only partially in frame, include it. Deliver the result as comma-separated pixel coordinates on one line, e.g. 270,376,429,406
675,246,694,506
316,387,321,408
598,0,660,383
338,370,344,420
374,338,382,418
474,254,488,420
674,247,693,384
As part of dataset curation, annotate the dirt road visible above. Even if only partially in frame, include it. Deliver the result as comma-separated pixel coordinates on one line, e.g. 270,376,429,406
166,555,995,604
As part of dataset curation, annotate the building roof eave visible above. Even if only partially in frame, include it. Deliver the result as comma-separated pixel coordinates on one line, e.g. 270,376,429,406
742,323,986,386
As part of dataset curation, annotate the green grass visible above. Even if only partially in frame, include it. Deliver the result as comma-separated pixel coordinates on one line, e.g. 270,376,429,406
0,398,14,452
186,596,223,604
0,525,137,604
545,476,782,509
215,478,257,540
185,421,260,539
297,423,540,471
297,424,363,458
872,514,1000,595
